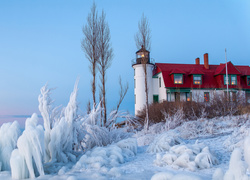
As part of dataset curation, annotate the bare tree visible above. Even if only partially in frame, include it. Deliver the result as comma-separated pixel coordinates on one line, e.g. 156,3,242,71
135,14,151,130
82,2,100,107
116,76,129,112
98,10,113,126
134,13,151,51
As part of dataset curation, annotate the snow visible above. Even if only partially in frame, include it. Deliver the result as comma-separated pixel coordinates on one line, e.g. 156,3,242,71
1,82,250,179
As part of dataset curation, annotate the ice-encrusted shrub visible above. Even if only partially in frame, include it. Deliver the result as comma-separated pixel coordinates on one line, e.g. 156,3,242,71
0,121,21,171
147,133,182,153
224,125,250,151
39,81,134,162
39,81,79,163
10,113,45,179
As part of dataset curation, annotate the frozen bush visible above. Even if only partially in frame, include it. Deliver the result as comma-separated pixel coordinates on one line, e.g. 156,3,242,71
147,133,182,153
10,113,45,179
0,121,21,171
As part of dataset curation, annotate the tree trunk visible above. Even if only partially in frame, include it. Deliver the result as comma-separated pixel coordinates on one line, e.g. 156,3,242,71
144,63,149,131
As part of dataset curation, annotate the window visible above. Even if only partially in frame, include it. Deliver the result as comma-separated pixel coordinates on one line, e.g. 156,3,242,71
232,92,236,102
174,74,183,84
134,79,136,88
204,92,210,102
153,95,159,103
224,75,237,85
159,77,161,87
186,92,192,101
193,75,202,85
224,75,230,85
247,76,250,86
231,75,237,85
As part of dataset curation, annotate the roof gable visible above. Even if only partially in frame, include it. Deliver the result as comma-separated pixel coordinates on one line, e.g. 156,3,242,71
214,61,241,75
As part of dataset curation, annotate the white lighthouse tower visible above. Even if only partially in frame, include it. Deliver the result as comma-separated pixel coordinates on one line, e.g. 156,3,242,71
132,46,154,116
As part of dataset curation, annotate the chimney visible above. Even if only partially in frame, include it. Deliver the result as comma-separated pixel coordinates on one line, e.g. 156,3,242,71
195,58,200,65
204,53,209,69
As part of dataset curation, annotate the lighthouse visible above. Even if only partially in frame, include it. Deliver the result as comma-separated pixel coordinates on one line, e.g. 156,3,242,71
132,46,154,115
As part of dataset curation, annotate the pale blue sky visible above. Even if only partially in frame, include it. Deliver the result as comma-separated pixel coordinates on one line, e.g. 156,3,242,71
0,0,250,126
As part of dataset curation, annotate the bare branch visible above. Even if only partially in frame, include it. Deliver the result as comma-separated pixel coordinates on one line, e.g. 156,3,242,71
134,13,151,50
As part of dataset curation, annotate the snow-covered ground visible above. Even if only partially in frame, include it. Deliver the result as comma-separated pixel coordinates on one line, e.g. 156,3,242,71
1,83,250,180
1,114,250,180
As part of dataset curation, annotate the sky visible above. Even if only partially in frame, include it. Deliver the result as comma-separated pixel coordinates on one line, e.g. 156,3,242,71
0,0,250,126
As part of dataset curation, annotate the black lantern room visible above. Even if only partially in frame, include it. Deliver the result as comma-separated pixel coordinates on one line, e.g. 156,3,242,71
136,45,150,64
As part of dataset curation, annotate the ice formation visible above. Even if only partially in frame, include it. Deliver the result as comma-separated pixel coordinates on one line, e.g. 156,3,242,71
222,148,248,180
244,135,250,171
39,81,79,163
10,113,45,179
151,133,218,171
73,138,137,172
147,133,182,153
0,121,21,171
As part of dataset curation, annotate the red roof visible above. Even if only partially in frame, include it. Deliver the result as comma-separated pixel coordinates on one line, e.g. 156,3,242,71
214,61,241,75
154,61,250,90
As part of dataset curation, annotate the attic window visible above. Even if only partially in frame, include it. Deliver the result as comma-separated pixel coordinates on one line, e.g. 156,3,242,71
193,75,202,85
174,74,183,84
247,76,250,86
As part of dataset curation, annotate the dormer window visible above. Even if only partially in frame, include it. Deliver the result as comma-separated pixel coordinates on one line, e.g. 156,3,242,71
193,75,202,85
174,74,183,84
231,75,237,85
224,75,237,85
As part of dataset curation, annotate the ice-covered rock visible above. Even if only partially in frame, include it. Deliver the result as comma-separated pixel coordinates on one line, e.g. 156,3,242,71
10,113,45,179
0,121,21,171
195,147,219,169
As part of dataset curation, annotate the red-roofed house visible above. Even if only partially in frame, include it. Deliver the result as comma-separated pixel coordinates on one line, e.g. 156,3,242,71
132,47,250,115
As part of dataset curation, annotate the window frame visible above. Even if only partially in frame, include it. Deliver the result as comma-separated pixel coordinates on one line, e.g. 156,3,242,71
193,75,202,85
153,95,159,103
174,74,183,84
231,75,237,85
224,75,237,85
204,92,210,102
186,92,192,102
247,76,250,86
